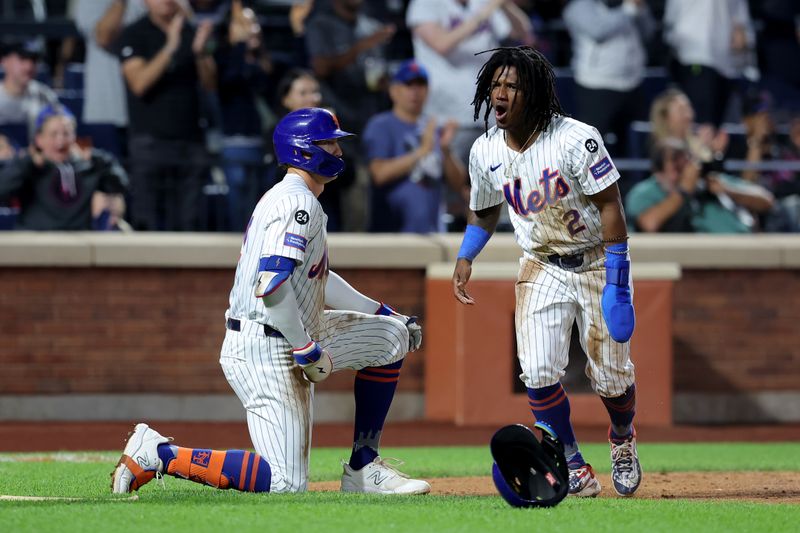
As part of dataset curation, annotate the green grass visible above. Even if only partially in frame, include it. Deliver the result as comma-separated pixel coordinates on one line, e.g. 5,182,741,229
0,443,798,533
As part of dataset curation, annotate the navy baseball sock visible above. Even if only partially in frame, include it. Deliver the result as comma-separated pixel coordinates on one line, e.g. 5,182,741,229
601,384,636,440
349,359,403,470
528,383,585,467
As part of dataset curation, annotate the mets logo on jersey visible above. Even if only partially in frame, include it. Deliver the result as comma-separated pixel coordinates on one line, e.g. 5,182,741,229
503,168,571,216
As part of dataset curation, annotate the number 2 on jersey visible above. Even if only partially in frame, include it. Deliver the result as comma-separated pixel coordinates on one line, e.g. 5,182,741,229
562,209,586,236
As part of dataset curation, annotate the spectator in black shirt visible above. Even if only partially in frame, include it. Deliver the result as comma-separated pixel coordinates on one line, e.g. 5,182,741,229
216,0,273,232
0,106,128,231
118,0,217,231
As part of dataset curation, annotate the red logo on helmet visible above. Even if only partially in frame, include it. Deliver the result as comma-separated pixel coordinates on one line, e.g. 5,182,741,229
327,110,341,129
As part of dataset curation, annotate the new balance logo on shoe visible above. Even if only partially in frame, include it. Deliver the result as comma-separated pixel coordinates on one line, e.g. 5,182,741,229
316,367,327,374
368,470,389,486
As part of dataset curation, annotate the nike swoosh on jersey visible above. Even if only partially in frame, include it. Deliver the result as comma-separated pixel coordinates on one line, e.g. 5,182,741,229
490,163,502,172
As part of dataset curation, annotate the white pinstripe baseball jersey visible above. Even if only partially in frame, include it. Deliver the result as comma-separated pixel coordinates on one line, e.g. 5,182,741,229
220,173,412,492
469,116,620,256
227,173,328,336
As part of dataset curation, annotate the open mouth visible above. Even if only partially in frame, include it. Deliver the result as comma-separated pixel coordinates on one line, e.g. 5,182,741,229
494,103,508,122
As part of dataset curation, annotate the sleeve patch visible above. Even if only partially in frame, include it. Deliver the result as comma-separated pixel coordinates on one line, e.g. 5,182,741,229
284,232,307,251
294,210,310,225
590,157,614,180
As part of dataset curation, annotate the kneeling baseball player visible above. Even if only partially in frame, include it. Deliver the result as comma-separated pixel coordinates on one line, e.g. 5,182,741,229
112,108,429,496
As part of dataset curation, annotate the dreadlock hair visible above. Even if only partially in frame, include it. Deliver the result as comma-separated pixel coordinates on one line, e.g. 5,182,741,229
471,46,564,135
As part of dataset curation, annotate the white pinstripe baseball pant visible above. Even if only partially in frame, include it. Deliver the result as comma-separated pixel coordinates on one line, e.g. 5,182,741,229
514,246,635,397
219,310,409,493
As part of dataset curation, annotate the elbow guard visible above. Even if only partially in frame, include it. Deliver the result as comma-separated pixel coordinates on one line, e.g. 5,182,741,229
255,256,296,298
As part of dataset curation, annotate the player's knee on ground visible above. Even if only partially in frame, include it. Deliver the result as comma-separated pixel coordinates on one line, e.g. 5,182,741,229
167,448,271,492
268,472,308,494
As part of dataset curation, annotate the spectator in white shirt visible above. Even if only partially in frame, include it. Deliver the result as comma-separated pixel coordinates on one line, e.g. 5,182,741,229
664,0,755,127
563,0,655,157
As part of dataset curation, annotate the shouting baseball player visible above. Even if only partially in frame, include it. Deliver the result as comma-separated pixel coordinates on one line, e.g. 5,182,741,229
452,46,641,497
112,108,429,496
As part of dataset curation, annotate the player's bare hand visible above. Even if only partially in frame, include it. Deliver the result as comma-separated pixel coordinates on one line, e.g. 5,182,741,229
453,258,475,305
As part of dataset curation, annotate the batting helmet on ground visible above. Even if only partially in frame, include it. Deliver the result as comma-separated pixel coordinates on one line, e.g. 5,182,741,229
490,422,569,508
273,107,354,178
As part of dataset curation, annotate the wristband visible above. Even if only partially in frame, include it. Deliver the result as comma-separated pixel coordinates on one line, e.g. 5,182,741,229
376,302,398,316
457,224,491,262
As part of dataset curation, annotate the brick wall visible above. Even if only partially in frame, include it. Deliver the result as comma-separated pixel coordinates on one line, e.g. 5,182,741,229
0,267,426,395
1,266,796,397
673,270,800,392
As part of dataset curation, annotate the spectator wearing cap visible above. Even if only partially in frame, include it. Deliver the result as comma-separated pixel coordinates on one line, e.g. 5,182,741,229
0,105,129,230
361,60,467,233
0,39,60,142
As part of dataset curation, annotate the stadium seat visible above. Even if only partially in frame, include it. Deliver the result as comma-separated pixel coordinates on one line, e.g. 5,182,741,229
0,205,18,230
79,123,122,158
0,123,28,149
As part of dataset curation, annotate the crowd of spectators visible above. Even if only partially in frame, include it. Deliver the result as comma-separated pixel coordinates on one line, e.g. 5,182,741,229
0,0,798,235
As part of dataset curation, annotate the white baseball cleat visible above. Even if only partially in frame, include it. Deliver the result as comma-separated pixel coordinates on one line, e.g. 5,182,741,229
110,423,172,494
341,457,431,495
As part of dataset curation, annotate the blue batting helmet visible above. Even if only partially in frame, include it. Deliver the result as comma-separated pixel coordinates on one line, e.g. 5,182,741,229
490,422,569,508
273,108,354,178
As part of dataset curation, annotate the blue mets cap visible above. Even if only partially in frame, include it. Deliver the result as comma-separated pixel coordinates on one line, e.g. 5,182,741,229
392,60,429,84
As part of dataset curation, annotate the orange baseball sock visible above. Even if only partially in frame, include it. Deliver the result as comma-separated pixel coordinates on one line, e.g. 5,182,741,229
165,447,271,492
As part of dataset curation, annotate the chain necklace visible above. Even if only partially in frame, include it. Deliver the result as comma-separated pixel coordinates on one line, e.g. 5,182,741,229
504,129,537,179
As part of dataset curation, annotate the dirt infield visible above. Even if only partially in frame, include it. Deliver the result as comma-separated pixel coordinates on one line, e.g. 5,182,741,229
311,472,800,504
2,422,800,452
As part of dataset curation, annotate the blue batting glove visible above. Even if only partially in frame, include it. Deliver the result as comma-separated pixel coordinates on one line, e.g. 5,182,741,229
601,244,635,343
375,302,399,317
